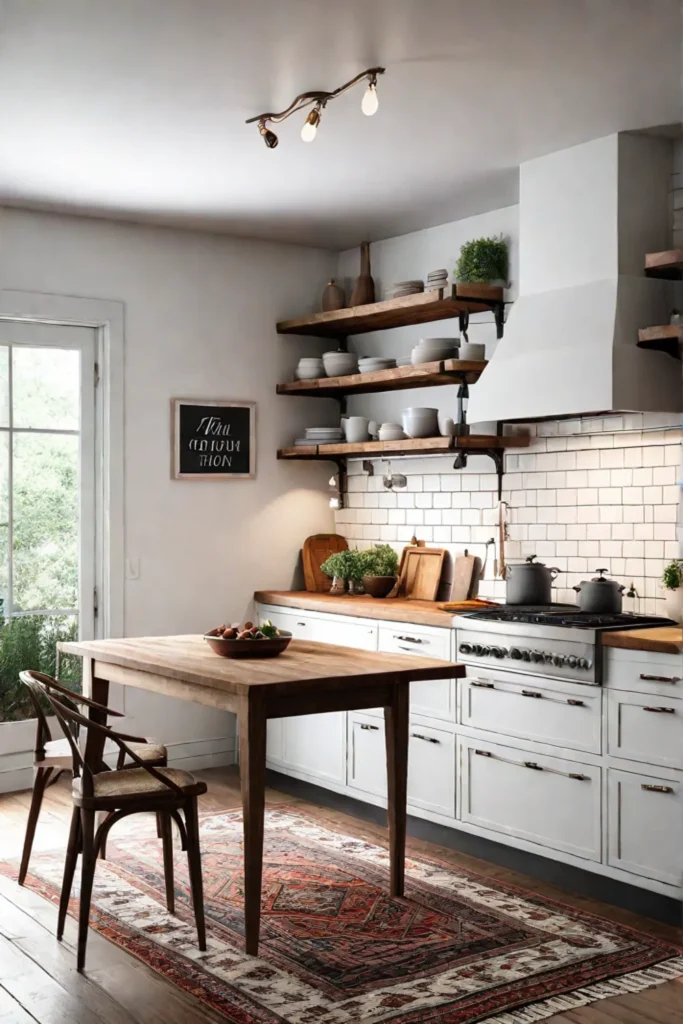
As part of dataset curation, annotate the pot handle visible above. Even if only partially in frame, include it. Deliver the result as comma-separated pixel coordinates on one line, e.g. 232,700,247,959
572,583,581,592
549,567,562,580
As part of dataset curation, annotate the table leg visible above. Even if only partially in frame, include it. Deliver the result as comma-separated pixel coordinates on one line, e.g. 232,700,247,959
384,679,409,897
238,692,267,956
83,659,110,773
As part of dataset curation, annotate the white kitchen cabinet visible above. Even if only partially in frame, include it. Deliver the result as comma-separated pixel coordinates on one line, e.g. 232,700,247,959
607,767,683,886
258,605,377,784
460,670,601,754
378,623,455,722
460,737,601,862
605,649,682,697
348,712,456,818
607,690,682,771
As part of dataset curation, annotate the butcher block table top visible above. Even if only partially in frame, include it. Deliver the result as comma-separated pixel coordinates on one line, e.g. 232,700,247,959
255,590,456,627
59,634,461,698
602,626,682,656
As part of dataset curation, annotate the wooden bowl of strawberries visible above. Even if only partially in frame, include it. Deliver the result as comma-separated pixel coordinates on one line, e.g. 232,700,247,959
203,620,292,658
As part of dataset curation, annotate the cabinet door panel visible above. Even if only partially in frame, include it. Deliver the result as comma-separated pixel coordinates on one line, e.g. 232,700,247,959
608,768,683,886
461,672,601,754
378,624,454,721
460,738,601,862
607,690,682,770
282,712,347,784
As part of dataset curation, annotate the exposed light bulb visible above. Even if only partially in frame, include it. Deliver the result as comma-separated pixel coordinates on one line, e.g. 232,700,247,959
301,107,321,142
361,82,379,116
329,495,341,510
259,123,279,149
328,474,337,487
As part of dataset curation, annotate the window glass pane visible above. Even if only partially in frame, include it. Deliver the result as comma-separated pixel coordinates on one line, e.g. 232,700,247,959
13,433,78,612
0,433,8,613
0,346,8,428
0,614,81,722
12,347,80,430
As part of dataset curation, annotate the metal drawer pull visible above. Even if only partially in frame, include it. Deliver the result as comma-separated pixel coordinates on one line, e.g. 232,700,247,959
567,698,585,707
396,635,423,644
641,784,674,794
643,706,676,714
640,674,681,684
297,622,307,627
360,723,379,731
398,646,417,653
521,689,543,699
473,748,588,781
412,732,440,744
471,680,495,689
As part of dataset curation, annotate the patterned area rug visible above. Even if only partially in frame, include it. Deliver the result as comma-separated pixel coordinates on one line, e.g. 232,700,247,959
4,808,682,1024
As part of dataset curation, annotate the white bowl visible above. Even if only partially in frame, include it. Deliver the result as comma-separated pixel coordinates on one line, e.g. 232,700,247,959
459,342,486,360
296,366,324,380
401,407,439,438
322,352,359,377
378,423,405,441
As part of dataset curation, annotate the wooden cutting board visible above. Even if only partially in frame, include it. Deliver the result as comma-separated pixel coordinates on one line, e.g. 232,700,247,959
451,552,477,602
389,546,446,601
302,534,348,592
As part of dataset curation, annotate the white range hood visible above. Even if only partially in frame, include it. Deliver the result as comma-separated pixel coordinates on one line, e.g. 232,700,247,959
469,133,682,423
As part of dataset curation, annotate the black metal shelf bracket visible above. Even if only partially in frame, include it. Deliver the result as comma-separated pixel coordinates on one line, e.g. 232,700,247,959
453,446,505,499
458,301,505,340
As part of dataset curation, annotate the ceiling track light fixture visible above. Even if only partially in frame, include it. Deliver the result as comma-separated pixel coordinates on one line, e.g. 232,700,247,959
247,66,385,148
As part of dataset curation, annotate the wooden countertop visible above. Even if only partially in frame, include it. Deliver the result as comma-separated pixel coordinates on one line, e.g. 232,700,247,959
602,626,682,656
254,590,456,627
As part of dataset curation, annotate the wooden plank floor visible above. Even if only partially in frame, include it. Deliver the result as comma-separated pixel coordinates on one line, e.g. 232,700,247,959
0,767,680,1023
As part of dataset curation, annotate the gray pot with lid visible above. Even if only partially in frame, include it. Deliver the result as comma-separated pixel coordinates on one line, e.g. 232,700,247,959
505,555,561,605
573,569,625,614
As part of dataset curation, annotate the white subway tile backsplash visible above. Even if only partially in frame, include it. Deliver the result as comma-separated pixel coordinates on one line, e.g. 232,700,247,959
337,420,681,606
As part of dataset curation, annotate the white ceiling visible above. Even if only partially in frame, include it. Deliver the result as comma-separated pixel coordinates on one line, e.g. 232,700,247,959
0,0,680,249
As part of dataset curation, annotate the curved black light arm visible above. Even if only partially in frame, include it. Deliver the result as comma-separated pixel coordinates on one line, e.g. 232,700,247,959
246,67,385,126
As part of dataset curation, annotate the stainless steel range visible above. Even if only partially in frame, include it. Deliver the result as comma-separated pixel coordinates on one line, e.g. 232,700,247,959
455,606,674,685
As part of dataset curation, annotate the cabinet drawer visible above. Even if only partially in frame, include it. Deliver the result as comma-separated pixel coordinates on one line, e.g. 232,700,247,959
608,768,683,886
460,738,601,862
378,624,454,721
262,609,377,651
347,713,456,817
461,672,601,754
607,690,683,770
605,650,682,696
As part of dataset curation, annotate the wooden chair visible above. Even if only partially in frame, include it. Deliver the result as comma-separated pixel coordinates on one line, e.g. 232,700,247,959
18,670,168,885
21,671,207,971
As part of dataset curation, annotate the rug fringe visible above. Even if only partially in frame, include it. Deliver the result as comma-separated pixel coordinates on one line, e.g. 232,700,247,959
481,957,683,1024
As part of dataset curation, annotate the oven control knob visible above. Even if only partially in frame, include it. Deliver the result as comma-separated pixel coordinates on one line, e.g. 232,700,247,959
578,657,592,670
510,647,522,660
472,644,483,656
459,642,472,655
490,646,505,658
521,649,531,661
530,650,544,663
567,655,578,668
552,654,565,667
544,652,554,664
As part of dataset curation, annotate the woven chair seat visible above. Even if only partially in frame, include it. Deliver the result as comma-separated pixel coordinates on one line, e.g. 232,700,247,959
39,736,167,768
73,766,207,802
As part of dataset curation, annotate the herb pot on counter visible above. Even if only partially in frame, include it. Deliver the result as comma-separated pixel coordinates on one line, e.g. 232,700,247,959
573,569,625,614
505,555,561,605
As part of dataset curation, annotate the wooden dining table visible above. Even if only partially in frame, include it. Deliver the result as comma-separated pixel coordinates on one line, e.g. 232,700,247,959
58,634,464,954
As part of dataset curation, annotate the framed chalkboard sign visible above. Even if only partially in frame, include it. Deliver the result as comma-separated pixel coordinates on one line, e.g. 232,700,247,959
172,399,256,480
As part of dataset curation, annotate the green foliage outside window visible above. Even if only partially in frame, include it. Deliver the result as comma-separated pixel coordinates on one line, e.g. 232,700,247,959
0,614,81,721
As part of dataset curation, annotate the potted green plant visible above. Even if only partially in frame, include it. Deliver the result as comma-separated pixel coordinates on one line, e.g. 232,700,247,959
662,559,683,623
455,235,509,287
360,544,399,598
320,550,351,594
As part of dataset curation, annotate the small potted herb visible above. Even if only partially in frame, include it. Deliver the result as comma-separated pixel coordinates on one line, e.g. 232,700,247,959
320,549,366,594
455,236,509,287
360,544,399,598
662,559,683,623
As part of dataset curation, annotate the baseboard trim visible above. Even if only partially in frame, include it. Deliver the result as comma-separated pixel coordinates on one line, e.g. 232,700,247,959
266,769,683,927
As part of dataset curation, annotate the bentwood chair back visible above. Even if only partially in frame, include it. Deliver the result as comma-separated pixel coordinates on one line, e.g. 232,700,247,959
20,671,207,971
18,670,167,884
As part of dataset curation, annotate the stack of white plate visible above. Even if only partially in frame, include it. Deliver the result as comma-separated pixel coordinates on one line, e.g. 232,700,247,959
411,336,460,365
292,426,345,446
358,356,397,374
385,279,424,300
426,268,448,292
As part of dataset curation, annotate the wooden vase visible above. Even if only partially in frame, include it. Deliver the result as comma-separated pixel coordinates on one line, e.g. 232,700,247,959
322,279,346,312
350,241,375,307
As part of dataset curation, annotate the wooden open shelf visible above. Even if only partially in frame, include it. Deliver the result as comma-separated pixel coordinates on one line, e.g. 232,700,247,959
276,285,504,339
644,250,683,280
637,324,682,359
276,359,487,399
278,433,529,461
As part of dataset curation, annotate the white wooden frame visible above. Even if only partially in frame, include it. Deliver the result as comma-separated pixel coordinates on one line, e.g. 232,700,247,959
0,290,124,641
171,398,256,480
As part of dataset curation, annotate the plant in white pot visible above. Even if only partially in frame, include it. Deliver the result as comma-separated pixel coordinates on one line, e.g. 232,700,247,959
662,559,683,623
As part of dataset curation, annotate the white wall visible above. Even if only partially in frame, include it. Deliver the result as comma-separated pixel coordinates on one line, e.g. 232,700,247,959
0,207,336,776
336,205,519,427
